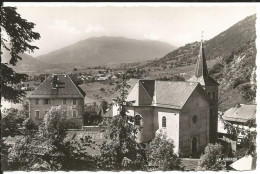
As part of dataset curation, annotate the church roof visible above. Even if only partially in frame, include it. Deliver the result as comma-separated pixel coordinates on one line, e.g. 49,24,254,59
188,40,219,86
222,104,256,123
154,81,199,109
127,80,204,109
28,74,85,99
195,41,208,78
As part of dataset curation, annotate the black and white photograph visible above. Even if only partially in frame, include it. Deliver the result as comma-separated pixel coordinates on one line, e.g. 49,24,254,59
1,2,259,172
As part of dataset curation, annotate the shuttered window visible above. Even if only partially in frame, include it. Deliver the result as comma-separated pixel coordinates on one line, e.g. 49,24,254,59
35,111,40,118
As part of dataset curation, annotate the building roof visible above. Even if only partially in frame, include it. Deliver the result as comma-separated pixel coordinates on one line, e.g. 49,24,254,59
154,81,199,109
28,74,85,99
188,40,219,86
127,80,205,109
195,41,208,78
222,104,256,123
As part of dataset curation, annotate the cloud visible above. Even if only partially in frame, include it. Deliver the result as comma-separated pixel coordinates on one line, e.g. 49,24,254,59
144,33,159,40
84,24,105,33
51,20,81,35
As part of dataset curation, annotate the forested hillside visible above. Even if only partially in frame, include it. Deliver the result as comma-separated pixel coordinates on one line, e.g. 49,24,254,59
130,14,256,111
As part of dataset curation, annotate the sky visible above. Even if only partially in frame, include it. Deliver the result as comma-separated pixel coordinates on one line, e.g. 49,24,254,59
12,4,256,56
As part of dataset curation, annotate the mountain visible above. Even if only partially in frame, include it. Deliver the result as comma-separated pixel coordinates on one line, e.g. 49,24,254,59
1,52,53,74
36,36,176,67
133,14,256,111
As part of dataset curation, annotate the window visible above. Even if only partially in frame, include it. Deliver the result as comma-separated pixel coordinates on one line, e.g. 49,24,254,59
73,99,77,105
213,91,216,101
135,115,141,126
73,110,77,117
64,110,67,117
35,99,39,105
44,99,49,105
63,99,66,105
207,91,211,98
45,111,48,115
162,116,166,128
35,110,40,118
192,115,197,124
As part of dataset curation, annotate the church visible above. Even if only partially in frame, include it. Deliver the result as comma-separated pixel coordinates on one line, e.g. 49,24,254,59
112,40,219,157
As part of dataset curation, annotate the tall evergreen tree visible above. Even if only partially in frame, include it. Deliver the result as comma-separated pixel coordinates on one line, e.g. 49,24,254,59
99,75,147,170
1,7,40,103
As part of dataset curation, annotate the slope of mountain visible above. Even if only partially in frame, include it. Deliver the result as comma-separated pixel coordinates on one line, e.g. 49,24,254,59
133,14,256,111
1,52,53,74
36,36,176,67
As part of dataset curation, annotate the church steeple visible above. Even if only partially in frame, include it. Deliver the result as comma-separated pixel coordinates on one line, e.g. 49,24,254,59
195,32,208,78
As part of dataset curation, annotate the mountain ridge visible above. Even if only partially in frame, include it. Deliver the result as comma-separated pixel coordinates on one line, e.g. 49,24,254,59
35,36,176,67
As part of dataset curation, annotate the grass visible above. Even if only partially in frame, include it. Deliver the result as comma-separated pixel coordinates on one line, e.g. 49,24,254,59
79,82,118,105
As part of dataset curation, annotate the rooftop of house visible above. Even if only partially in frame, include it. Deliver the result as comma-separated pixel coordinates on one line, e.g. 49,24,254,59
126,79,208,110
222,104,256,123
28,74,86,99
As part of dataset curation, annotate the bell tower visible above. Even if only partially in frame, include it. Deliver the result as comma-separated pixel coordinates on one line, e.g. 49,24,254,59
188,32,219,143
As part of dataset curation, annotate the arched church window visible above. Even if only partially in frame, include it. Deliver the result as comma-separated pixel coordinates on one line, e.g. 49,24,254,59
162,116,166,128
135,115,141,126
207,91,211,98
192,115,197,124
213,91,216,100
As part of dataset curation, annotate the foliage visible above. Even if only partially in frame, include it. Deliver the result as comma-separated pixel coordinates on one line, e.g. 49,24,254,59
146,130,182,171
84,103,102,126
100,100,108,112
158,74,185,81
238,83,256,101
1,7,40,103
196,143,226,171
5,106,85,171
70,74,83,85
22,117,37,130
1,108,27,137
208,62,224,75
98,76,147,170
222,116,256,157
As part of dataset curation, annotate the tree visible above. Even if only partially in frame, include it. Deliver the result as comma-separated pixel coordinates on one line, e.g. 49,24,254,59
146,130,182,171
6,106,82,171
1,7,40,103
196,143,226,171
222,117,256,158
98,76,147,170
1,108,27,137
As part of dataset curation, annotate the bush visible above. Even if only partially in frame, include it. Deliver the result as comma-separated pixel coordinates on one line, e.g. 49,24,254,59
146,130,182,171
1,108,27,137
209,63,224,75
196,143,226,171
232,78,245,89
23,117,37,130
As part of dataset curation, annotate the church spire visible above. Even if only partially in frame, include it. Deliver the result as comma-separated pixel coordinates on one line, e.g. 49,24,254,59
194,31,208,78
